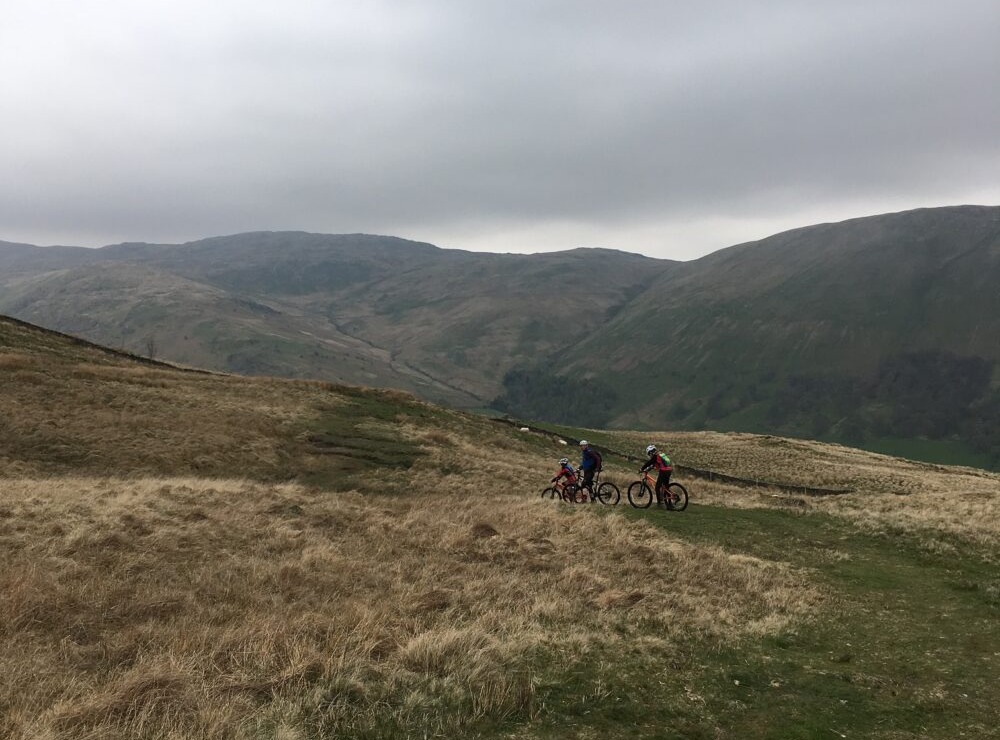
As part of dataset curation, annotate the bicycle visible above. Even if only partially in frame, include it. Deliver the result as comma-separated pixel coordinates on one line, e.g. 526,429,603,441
541,479,579,502
626,471,688,510
591,470,621,505
568,468,621,505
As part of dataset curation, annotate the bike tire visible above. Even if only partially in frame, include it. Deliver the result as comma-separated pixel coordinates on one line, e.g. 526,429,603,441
561,484,579,503
627,481,653,508
667,482,688,511
541,487,558,500
596,481,620,505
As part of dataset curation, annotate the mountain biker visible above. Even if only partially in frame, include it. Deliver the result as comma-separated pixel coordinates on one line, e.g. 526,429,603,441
579,440,601,503
550,457,578,488
640,444,674,507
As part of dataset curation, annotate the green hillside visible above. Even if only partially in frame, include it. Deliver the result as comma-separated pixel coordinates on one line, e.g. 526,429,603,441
3,205,999,467
0,233,667,406
548,206,1000,467
0,259,478,406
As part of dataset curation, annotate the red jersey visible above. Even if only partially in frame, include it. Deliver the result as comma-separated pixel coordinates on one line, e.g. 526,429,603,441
552,463,578,484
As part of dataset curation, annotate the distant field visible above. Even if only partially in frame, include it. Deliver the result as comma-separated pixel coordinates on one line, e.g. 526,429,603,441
3,316,999,738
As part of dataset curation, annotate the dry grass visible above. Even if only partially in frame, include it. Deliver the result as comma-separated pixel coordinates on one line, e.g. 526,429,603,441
1,318,822,737
7,314,999,735
0,358,320,479
612,431,1000,549
0,476,818,739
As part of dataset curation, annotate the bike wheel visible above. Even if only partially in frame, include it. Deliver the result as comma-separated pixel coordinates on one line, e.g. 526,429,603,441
541,487,558,500
667,482,688,511
561,484,578,503
627,481,653,508
596,481,620,505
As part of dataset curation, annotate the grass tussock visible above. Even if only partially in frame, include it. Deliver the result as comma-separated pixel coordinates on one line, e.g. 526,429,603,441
0,476,818,738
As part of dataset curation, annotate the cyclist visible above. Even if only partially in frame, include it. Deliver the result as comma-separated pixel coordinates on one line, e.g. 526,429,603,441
640,444,674,507
550,457,578,489
579,440,601,503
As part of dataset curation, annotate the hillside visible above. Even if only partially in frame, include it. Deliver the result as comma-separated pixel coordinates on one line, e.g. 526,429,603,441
2,314,999,738
3,205,1000,466
0,233,666,407
546,205,1000,465
0,259,478,406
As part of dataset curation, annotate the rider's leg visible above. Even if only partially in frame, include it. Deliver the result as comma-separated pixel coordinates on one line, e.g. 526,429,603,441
656,471,671,507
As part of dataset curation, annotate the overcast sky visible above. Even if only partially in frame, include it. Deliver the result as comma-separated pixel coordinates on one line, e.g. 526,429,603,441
2,1,998,260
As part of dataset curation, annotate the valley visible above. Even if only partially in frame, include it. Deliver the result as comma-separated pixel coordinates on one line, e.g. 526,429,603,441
3,205,999,468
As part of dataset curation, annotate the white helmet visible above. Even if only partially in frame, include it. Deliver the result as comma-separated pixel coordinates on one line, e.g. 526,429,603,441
558,457,569,465
645,444,657,456
579,439,589,447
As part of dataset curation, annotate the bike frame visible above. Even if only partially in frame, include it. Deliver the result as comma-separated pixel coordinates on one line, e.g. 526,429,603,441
553,479,576,496
640,471,678,504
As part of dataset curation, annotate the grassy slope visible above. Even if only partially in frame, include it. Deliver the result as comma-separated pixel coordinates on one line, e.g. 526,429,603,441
626,505,1000,739
3,316,999,738
862,436,996,471
515,424,1000,738
5,208,1000,466
0,317,811,739
560,206,1000,463
0,260,480,408
314,247,666,398
514,503,999,740
0,234,667,406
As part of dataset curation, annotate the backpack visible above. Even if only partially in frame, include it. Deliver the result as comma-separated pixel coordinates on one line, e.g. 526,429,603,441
591,449,603,472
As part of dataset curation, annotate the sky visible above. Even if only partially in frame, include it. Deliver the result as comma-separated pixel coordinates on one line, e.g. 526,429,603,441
2,0,998,261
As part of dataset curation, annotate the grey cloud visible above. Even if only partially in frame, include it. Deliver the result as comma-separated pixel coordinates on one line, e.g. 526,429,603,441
1,0,997,256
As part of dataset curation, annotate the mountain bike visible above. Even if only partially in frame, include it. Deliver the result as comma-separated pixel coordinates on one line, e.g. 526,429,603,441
541,479,579,502
592,470,621,505
571,469,621,505
627,471,688,510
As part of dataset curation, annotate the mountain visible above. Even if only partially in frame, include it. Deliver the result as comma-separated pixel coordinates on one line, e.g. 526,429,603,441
545,205,1000,464
3,205,999,467
0,233,669,406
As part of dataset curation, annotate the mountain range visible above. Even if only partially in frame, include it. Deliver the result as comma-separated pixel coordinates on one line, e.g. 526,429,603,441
3,204,999,467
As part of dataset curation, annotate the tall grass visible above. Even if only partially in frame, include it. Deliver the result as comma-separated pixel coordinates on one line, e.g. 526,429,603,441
0,476,817,738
